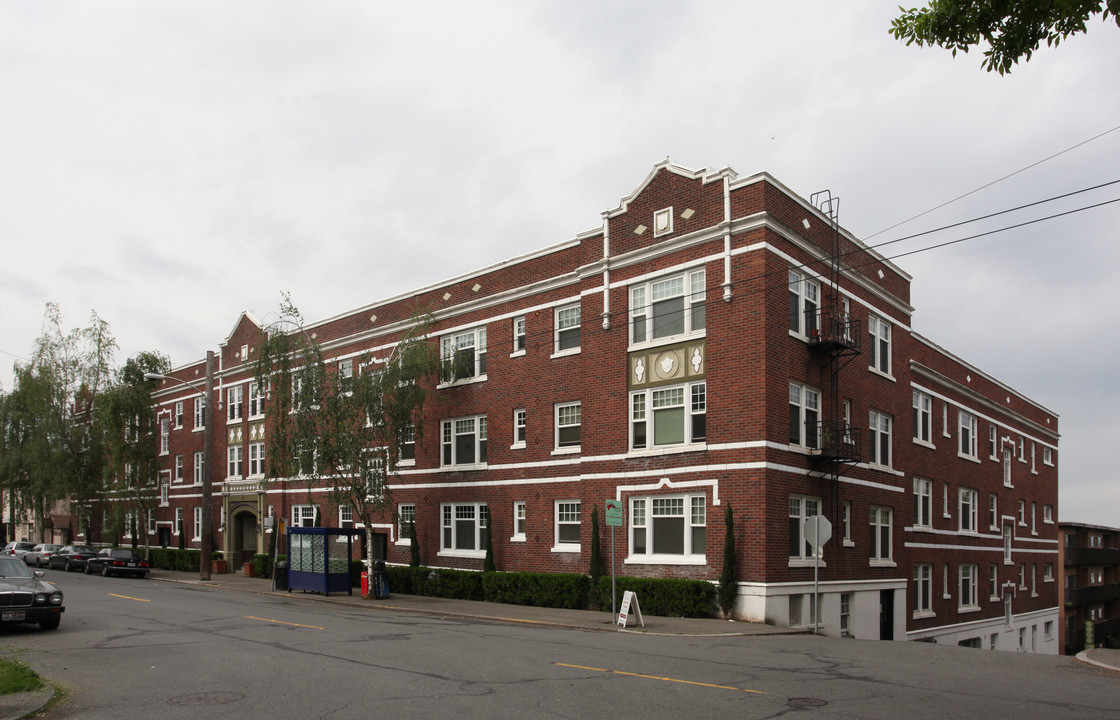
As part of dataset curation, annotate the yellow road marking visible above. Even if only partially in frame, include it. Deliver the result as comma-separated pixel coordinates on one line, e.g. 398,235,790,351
245,616,324,630
108,593,149,602
555,663,766,695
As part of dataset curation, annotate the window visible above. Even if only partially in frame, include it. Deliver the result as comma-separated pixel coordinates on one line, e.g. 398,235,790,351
160,418,170,455
870,507,892,563
440,327,487,383
513,409,526,447
989,564,999,600
914,563,933,615
175,508,183,536
441,502,488,555
338,360,353,394
194,397,206,430
193,451,204,485
914,478,932,528
1031,564,1037,596
1004,522,1013,564
292,505,316,528
339,505,353,530
989,425,998,459
1018,499,1026,526
869,410,892,467
160,481,169,507
513,316,526,353
843,501,853,545
227,445,243,479
1043,504,1053,523
789,383,820,449
788,496,821,560
512,502,526,541
1031,442,1036,473
400,424,416,462
441,416,487,467
248,382,265,417
959,411,978,459
147,511,156,535
555,402,581,450
248,442,265,476
175,454,183,482
630,495,706,560
631,382,706,449
631,269,706,344
913,391,932,444
1031,502,1037,534
840,593,851,635
555,304,581,353
1043,446,1053,466
398,504,415,542
1043,563,1054,581
868,313,891,375
193,507,203,540
989,494,998,530
959,488,978,533
959,564,979,610
174,401,183,429
1018,563,1026,589
227,385,243,422
554,501,581,550
788,269,819,337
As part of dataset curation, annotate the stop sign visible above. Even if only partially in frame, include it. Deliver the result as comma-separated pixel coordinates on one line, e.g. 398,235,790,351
803,515,833,550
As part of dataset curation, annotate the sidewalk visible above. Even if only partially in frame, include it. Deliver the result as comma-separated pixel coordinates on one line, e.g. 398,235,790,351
149,567,797,637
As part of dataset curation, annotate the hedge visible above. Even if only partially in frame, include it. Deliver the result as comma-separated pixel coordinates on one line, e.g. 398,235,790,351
595,576,717,618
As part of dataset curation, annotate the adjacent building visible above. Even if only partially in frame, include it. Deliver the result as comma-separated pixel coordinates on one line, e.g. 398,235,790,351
105,160,1059,649
1060,522,1120,653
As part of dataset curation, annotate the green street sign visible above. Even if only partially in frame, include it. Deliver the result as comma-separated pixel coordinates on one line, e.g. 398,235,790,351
605,500,623,527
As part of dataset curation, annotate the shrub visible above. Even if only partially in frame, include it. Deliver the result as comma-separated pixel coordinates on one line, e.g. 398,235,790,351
483,572,589,609
596,576,716,618
253,554,271,578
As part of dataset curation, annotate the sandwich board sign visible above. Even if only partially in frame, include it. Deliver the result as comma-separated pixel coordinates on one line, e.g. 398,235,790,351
617,590,644,628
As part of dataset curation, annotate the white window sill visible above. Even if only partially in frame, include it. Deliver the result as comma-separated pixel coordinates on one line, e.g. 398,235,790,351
551,447,580,456
624,555,708,566
870,559,897,568
160,451,169,457
438,550,486,560
510,442,526,450
192,427,205,433
626,443,707,458
437,374,488,390
868,367,895,382
550,348,581,360
249,414,265,421
957,453,981,464
509,535,526,543
913,438,936,450
912,610,936,620
629,330,707,354
842,539,855,547
990,595,1001,602
226,418,242,425
510,349,526,359
397,459,416,468
869,462,895,473
788,558,826,568
551,545,581,554
394,539,412,547
958,605,981,614
440,463,488,471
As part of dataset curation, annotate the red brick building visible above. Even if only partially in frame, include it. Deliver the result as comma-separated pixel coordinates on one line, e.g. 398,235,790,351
129,160,1059,649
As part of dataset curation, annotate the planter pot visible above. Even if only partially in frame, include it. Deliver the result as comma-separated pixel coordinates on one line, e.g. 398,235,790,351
211,560,228,574
242,562,256,577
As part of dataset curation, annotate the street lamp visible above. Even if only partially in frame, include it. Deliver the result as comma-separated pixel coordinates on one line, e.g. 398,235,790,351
144,350,215,581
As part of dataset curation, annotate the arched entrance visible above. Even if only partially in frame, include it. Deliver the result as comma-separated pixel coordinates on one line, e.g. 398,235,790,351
231,510,260,566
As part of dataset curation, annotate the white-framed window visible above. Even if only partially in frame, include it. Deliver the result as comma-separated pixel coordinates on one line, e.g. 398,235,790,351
512,501,526,541
629,495,707,562
914,478,932,528
840,592,852,635
789,382,820,449
1003,446,1013,487
554,304,581,354
914,563,933,615
194,397,206,430
913,391,932,445
788,268,819,338
1031,563,1037,596
1018,499,1026,526
227,444,243,479
959,411,978,459
440,327,487,383
193,451,204,485
160,418,170,455
290,374,304,412
1003,522,1014,564
338,359,353,394
989,493,998,530
397,503,415,543
989,425,998,459
292,504,316,528
1018,563,1026,589
631,381,706,450
248,442,265,477
843,501,853,546
868,313,891,375
555,402,581,451
175,454,183,482
174,401,183,429
441,415,487,467
513,316,526,354
989,564,1000,600
193,506,203,540
248,381,265,418
175,507,183,536
630,268,706,345
440,502,488,556
227,385,243,422
869,410,892,467
1019,436,1025,461
1043,446,1054,466
554,500,581,551
959,488,978,533
1031,442,1037,473
339,505,353,530
512,409,526,448
959,564,979,610
147,511,156,535
160,481,169,507
870,506,892,564
1043,563,1054,581
400,424,416,463
1031,502,1037,534
1043,504,1053,523
788,495,820,561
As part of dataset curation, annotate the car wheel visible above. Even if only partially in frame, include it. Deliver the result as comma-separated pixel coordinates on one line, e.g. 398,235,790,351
84,563,92,574
65,560,72,572
102,565,110,577
39,617,60,631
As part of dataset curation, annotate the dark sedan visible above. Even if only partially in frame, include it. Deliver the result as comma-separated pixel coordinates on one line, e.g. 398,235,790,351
0,556,65,630
47,545,97,572
85,548,149,578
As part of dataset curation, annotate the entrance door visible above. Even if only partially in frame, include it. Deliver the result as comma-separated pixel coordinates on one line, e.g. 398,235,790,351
238,514,258,566
158,527,171,548
880,589,895,640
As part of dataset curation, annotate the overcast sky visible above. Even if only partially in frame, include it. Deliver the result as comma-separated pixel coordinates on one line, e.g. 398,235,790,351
2,3,1118,527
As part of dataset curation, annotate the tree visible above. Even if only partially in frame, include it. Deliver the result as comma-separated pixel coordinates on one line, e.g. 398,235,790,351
482,514,496,572
718,503,738,619
588,504,603,610
254,295,439,576
408,517,421,567
890,1,1120,74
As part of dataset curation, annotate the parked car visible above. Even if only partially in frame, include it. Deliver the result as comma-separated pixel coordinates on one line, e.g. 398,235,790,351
85,548,149,578
23,544,63,568
2,542,36,559
0,556,64,630
47,545,97,572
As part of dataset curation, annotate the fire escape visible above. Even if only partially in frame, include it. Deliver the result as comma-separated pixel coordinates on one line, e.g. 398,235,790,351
807,191,861,520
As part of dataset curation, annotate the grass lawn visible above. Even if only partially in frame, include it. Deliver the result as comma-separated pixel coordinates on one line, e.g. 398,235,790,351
0,657,42,695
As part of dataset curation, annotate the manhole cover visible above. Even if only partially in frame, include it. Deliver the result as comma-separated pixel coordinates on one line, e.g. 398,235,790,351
788,697,827,708
169,692,246,706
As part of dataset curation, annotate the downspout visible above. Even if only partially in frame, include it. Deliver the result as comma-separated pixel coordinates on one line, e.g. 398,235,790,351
722,173,733,302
